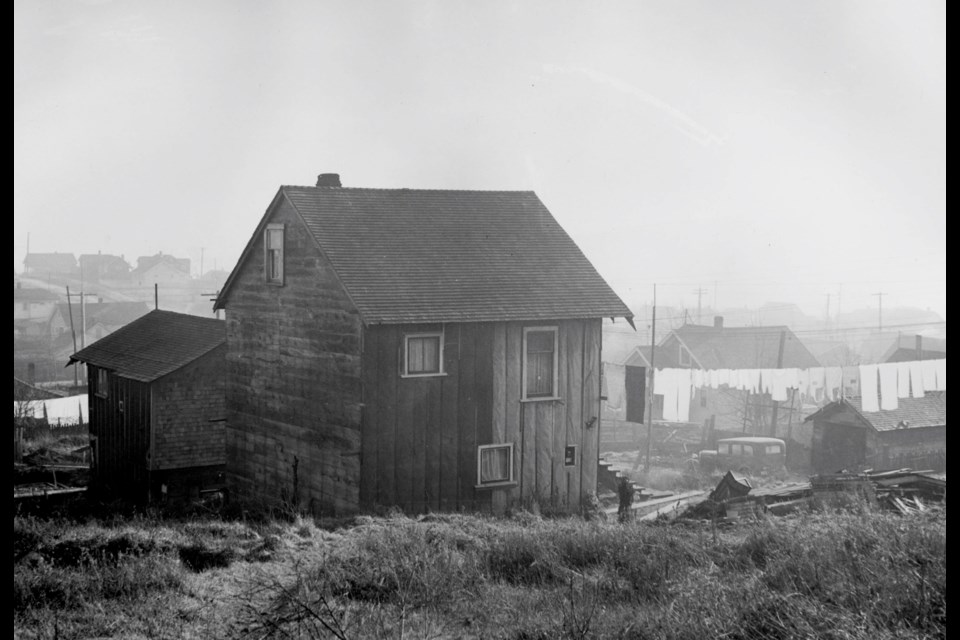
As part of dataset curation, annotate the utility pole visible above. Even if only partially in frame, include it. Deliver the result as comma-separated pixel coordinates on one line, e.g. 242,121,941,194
873,292,885,332
65,286,79,388
200,247,204,279
824,293,831,332
644,285,657,473
769,330,786,437
692,287,707,324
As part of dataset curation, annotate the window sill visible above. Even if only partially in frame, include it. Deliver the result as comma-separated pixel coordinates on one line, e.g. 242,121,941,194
520,396,563,404
400,372,448,379
474,481,519,490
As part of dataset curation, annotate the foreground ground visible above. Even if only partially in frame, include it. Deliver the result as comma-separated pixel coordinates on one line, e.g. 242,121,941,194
13,496,945,640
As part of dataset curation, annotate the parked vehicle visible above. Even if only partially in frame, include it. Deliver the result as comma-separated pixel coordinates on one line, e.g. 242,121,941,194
694,436,786,476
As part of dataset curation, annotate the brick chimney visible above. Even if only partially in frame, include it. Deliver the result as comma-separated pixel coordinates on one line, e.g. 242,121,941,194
316,173,341,187
713,316,724,329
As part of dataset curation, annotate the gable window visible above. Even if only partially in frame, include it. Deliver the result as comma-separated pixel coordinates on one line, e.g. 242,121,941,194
523,327,558,399
94,368,109,399
678,344,692,366
477,443,514,486
264,224,284,284
403,331,443,377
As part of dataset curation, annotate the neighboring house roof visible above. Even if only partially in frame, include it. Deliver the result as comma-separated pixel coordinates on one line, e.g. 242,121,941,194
23,253,77,273
133,253,191,275
623,346,653,368
14,287,60,303
68,310,225,382
55,301,150,328
853,332,947,364
663,324,821,369
79,253,131,275
14,377,65,400
217,185,633,325
803,393,947,432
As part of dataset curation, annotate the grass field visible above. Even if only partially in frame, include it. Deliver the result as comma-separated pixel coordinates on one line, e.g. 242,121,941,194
13,497,945,640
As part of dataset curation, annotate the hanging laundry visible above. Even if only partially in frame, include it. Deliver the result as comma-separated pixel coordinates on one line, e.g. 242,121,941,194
623,365,645,423
908,361,925,397
770,369,790,402
934,358,946,391
825,367,843,401
604,363,626,412
859,364,880,412
806,367,826,402
877,363,899,411
655,369,679,422
921,360,938,392
677,368,693,422
842,366,860,399
691,369,705,389
745,369,762,394
896,362,912,398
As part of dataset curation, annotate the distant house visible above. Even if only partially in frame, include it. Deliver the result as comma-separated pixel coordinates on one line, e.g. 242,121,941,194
214,173,633,515
853,332,946,364
23,252,78,278
49,301,151,344
131,253,192,286
14,284,59,325
79,253,131,283
68,310,226,501
805,393,946,474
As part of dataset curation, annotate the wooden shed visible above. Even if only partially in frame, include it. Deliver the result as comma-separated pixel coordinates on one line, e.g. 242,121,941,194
68,310,226,501
215,173,634,515
806,393,946,474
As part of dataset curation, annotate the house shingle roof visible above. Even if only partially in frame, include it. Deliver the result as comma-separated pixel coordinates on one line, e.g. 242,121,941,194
804,393,946,432
68,310,225,382
218,186,632,325
15,287,60,303
670,324,820,369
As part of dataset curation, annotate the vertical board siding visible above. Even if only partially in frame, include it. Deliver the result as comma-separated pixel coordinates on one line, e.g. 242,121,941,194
359,317,602,514
581,319,602,501
88,366,151,500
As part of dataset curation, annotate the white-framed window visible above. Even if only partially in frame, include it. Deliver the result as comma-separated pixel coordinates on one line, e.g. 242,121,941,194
678,344,692,366
264,223,284,285
402,331,444,377
94,368,109,399
522,326,558,400
477,443,514,486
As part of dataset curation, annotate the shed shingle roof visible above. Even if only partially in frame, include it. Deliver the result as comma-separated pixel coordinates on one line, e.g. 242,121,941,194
218,186,633,324
804,393,946,432
68,310,225,382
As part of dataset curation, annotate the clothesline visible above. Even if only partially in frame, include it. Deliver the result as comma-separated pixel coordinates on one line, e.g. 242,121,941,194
645,359,946,422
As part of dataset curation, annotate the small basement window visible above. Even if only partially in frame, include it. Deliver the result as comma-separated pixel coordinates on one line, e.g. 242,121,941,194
477,443,514,486
264,223,284,284
523,327,558,399
403,331,443,377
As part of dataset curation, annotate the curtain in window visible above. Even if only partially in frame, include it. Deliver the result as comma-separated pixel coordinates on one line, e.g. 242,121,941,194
408,336,440,374
526,331,554,396
480,446,510,483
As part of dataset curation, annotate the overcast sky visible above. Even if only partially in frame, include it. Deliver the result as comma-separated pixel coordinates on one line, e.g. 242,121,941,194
14,1,946,322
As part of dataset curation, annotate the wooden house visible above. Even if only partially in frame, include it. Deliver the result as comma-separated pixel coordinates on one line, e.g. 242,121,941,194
68,310,226,501
806,393,946,474
214,173,633,515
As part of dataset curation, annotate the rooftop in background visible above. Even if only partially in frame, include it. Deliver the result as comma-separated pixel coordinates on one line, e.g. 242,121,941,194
804,392,947,432
14,285,60,303
657,319,821,369
217,182,633,325
852,332,947,364
68,309,225,382
23,252,78,274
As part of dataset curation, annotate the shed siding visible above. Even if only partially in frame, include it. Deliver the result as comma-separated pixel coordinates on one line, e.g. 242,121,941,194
88,365,151,498
151,344,227,470
360,318,602,513
224,197,363,514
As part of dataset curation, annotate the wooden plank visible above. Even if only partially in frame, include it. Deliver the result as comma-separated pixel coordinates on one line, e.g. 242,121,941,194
564,321,584,506
376,326,399,507
474,323,494,513
552,323,570,507
424,378,442,512
360,328,379,507
439,326,460,510
456,324,478,509
504,323,523,506
491,324,507,514
535,401,554,501
581,319,601,502
521,402,537,500
409,378,427,513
